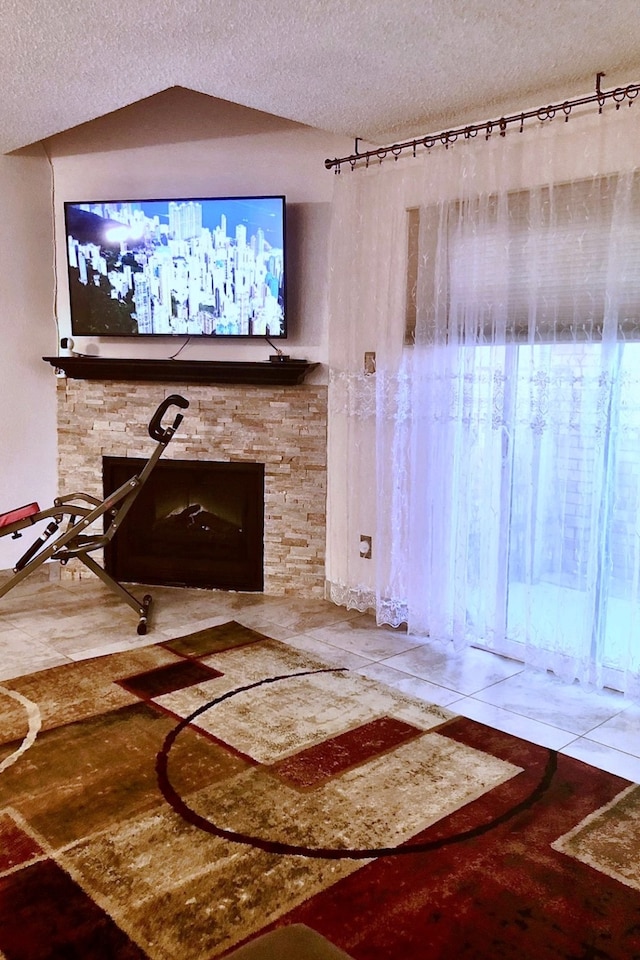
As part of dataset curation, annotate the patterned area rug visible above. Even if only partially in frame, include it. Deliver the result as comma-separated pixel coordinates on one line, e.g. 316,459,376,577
1,621,639,959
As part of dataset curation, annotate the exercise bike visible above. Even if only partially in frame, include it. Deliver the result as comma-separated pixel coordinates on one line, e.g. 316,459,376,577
0,394,189,635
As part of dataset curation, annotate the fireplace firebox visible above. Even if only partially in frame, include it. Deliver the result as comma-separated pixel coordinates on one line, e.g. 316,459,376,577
103,457,264,591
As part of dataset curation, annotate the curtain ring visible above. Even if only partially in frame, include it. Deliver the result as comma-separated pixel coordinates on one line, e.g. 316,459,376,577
562,102,571,122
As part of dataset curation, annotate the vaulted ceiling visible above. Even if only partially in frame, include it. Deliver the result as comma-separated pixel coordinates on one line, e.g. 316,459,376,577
4,0,640,156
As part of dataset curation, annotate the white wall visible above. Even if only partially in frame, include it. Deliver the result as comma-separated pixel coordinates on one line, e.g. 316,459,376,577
0,147,57,569
47,90,351,371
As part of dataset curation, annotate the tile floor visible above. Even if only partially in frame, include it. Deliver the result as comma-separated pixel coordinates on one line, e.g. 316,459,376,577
1,565,639,784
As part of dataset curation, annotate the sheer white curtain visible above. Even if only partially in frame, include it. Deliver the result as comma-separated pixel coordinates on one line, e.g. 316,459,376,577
326,105,640,696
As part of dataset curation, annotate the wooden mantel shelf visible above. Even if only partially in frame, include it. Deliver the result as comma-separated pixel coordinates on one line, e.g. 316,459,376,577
43,356,318,386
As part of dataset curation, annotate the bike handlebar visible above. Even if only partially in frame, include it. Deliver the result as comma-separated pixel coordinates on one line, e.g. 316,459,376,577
148,394,190,443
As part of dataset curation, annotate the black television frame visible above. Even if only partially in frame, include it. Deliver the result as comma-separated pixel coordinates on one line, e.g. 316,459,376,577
63,194,287,339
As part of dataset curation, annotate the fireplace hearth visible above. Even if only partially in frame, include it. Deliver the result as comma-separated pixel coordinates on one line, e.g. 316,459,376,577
103,457,264,591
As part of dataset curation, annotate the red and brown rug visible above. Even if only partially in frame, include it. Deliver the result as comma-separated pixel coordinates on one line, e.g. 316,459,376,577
1,621,639,959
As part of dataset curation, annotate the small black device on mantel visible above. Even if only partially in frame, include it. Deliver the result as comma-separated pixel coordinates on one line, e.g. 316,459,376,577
63,195,287,341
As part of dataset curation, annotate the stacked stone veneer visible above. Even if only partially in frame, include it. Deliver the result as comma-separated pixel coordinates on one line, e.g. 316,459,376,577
56,377,327,597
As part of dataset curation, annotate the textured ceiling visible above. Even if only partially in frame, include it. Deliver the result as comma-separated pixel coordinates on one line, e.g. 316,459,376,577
3,0,640,155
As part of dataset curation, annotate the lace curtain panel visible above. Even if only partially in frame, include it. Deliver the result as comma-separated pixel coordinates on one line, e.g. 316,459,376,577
326,106,640,696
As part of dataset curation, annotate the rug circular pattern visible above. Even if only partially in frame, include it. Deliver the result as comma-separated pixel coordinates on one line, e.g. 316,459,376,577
156,668,558,859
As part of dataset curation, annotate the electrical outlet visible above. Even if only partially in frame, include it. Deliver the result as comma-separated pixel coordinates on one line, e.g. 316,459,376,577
359,534,372,559
364,352,376,375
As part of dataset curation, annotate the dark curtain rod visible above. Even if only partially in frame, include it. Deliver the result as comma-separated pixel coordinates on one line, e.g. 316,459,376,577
325,73,639,173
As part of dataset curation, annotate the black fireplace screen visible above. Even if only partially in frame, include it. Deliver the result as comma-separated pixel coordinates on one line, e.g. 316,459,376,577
103,457,264,591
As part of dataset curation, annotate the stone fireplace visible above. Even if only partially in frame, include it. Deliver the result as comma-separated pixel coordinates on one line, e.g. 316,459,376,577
55,376,327,597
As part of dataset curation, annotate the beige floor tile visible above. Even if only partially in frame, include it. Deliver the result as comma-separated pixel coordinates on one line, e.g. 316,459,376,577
308,615,423,659
584,703,640,758
383,642,524,696
453,696,577,750
355,662,463,707
473,670,631,736
249,597,363,633
0,621,71,680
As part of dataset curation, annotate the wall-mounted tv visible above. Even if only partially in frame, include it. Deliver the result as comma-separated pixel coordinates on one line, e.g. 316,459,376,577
63,195,286,338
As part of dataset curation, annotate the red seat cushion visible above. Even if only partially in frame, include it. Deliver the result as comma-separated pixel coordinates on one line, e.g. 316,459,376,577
0,502,40,528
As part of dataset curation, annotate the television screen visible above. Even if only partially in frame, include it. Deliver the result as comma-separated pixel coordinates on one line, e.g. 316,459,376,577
63,195,286,338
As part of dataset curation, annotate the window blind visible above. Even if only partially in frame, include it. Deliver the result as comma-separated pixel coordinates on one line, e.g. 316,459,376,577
410,174,640,344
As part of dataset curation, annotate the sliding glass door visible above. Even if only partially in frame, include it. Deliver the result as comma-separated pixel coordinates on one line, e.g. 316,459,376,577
464,340,640,691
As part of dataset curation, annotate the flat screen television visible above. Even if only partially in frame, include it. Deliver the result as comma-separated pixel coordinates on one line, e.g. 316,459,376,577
63,195,287,338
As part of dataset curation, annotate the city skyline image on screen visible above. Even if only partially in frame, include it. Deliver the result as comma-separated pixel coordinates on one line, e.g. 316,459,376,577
64,195,286,338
